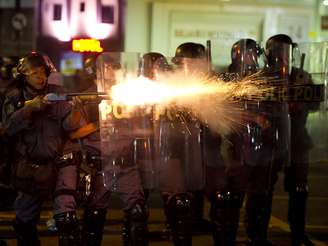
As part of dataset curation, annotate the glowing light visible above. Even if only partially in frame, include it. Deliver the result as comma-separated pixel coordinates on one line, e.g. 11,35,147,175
87,23,115,40
103,71,273,134
109,72,269,107
52,21,71,41
72,39,103,53
109,73,220,106
324,0,328,6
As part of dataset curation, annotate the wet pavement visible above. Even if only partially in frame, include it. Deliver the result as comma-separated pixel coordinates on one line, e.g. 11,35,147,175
0,161,327,246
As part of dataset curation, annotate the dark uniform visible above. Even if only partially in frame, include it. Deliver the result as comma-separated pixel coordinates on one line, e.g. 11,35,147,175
1,52,85,246
285,40,318,246
80,55,148,246
0,56,20,246
243,35,291,246
203,39,261,246
0,91,9,246
153,43,208,246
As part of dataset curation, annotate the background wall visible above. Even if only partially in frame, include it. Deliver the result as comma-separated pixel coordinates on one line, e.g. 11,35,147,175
125,0,318,58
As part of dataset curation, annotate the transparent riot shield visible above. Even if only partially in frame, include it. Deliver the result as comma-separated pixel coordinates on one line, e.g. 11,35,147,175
284,42,328,195
150,54,206,192
247,41,291,192
206,38,291,194
96,52,156,192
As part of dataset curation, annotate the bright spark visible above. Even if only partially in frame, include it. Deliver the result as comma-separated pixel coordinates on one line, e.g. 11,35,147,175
103,70,273,134
109,73,219,106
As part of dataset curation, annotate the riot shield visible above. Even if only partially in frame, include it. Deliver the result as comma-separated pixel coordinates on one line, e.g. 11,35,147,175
206,38,291,194
245,41,291,193
96,52,156,191
147,53,206,192
284,42,328,190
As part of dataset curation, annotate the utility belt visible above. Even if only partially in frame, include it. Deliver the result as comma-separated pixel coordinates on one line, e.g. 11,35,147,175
11,157,57,197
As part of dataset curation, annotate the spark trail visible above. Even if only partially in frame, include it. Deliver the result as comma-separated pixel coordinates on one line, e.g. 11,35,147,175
103,70,272,134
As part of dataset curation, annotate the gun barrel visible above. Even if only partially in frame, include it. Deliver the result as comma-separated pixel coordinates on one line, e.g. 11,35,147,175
65,93,111,101
44,92,110,102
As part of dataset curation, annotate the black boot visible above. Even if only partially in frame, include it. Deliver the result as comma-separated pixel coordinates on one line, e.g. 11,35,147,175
123,203,149,246
13,219,40,246
0,239,7,246
191,190,212,233
288,184,310,246
82,208,107,246
245,193,275,246
165,193,193,246
210,191,244,246
54,211,81,246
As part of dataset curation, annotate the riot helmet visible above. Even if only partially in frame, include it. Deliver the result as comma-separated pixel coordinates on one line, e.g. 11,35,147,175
265,34,297,77
140,52,169,80
172,42,207,75
15,51,56,92
229,39,262,77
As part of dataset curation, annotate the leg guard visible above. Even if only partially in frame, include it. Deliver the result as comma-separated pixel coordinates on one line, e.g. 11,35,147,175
82,208,107,246
123,203,148,246
13,219,40,246
245,193,274,246
165,193,193,246
210,191,244,246
288,184,308,246
54,211,80,246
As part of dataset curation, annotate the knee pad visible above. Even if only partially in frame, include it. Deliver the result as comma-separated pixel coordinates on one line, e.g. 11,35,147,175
126,203,148,222
166,193,193,219
291,183,308,194
124,203,148,246
210,191,244,220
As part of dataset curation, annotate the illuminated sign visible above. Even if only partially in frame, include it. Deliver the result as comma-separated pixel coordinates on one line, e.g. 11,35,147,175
72,39,103,52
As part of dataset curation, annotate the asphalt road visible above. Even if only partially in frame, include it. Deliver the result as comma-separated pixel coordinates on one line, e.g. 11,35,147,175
0,161,327,246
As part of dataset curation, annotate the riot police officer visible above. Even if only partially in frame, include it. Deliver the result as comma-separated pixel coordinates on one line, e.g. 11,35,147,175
0,91,9,246
242,35,292,246
273,34,317,246
155,42,208,246
1,51,85,246
228,39,261,76
80,54,149,246
202,39,261,246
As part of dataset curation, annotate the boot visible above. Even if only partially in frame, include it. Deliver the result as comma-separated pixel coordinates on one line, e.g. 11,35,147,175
245,193,275,246
82,208,107,246
288,184,309,246
54,211,81,246
191,190,212,233
0,240,7,246
165,193,193,246
13,219,40,246
123,203,148,246
210,191,244,246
